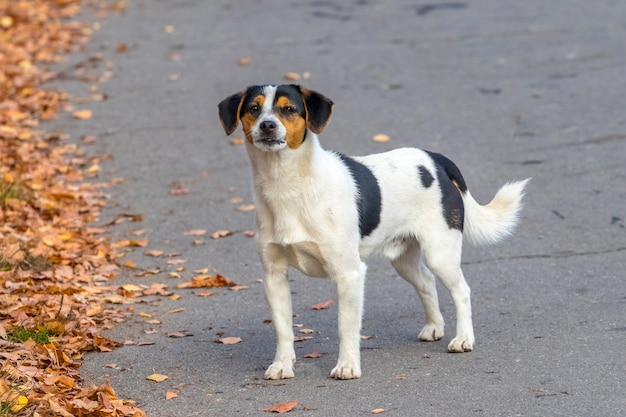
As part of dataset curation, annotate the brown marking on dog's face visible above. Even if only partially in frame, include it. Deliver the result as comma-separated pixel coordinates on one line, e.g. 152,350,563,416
239,91,266,144
274,93,307,149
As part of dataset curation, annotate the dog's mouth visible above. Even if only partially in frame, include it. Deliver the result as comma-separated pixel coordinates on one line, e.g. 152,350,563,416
255,137,286,148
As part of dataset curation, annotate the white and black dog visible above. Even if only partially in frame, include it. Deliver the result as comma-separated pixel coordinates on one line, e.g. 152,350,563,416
218,84,529,380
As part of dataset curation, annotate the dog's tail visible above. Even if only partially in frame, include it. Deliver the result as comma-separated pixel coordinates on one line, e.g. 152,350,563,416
462,179,530,246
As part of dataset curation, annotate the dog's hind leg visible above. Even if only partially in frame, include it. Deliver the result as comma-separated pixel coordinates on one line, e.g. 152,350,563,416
391,239,445,342
422,233,475,353
262,245,296,379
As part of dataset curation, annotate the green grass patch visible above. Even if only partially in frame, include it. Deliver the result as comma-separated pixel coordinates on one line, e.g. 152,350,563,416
6,327,51,345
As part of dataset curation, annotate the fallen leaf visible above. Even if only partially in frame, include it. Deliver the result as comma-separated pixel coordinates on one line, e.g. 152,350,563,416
176,274,237,289
238,57,251,66
312,299,334,310
72,109,93,119
283,72,301,81
166,307,185,314
145,250,165,257
169,188,189,196
184,229,207,236
217,337,242,345
371,408,386,414
146,373,169,382
167,331,192,338
211,229,235,239
166,390,178,400
372,133,390,142
304,351,321,358
236,204,255,212
264,400,298,413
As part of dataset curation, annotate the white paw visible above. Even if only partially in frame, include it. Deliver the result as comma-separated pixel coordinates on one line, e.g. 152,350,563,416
330,361,361,380
418,323,444,342
264,359,295,380
447,335,474,353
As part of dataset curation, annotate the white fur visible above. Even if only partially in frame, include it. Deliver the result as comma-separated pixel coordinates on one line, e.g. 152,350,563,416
220,86,529,380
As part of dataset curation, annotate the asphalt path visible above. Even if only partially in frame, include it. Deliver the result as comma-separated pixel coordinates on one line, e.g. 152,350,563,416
50,1,626,416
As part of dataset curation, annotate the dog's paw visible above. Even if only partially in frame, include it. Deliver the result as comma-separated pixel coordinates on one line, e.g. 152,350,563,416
330,361,361,380
418,323,444,342
264,360,295,380
447,336,474,353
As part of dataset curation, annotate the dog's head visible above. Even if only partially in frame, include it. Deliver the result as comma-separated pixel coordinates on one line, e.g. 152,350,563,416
218,84,334,152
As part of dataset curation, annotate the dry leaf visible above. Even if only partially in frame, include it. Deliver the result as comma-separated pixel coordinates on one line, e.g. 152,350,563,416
211,229,235,239
184,229,207,236
372,133,390,142
264,400,298,414
312,299,334,310
166,390,178,400
371,408,386,414
146,373,169,382
175,274,237,289
238,57,251,66
304,351,321,358
283,72,301,81
217,337,242,345
72,109,93,119
236,204,255,212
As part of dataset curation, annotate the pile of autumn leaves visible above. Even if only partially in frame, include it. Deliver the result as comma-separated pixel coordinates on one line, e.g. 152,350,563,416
0,1,146,416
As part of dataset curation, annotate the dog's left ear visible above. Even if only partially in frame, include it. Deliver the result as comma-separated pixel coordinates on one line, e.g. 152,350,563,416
218,90,245,135
300,87,334,134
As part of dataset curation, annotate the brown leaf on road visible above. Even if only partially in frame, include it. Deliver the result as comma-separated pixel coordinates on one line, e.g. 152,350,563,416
166,390,179,400
184,229,207,236
311,299,334,310
211,229,236,239
146,373,169,382
217,337,242,345
169,188,189,196
264,400,299,414
176,274,237,289
304,351,321,358
72,109,92,119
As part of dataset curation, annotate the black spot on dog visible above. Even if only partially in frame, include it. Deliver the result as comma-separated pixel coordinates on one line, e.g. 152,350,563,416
425,151,468,193
426,151,466,231
418,165,434,188
338,154,381,237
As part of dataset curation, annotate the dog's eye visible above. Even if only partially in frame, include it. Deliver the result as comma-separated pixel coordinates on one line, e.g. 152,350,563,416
285,106,296,113
249,104,260,113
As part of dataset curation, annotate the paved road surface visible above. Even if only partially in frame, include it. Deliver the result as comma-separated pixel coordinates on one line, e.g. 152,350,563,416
52,1,626,415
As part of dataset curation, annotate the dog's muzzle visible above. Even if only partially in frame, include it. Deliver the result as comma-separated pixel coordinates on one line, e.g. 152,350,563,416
255,120,286,149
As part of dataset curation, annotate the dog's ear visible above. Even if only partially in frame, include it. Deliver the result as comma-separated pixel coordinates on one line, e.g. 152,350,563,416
218,91,246,135
300,87,334,134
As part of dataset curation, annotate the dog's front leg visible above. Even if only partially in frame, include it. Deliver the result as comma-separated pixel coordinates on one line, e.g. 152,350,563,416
330,261,366,380
262,245,296,379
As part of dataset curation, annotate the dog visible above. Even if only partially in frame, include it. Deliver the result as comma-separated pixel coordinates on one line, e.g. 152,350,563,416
218,84,529,380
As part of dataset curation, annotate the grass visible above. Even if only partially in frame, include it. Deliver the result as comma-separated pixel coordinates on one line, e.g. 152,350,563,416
0,180,27,205
6,327,52,345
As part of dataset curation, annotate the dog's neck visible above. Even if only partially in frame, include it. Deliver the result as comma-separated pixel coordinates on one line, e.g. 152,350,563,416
246,130,323,201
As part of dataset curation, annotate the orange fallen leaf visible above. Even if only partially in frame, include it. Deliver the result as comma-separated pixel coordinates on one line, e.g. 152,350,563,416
166,390,178,400
236,204,255,212
372,133,390,142
72,109,93,119
304,351,321,358
371,409,386,414
312,299,334,310
264,400,298,414
175,274,237,289
146,373,169,382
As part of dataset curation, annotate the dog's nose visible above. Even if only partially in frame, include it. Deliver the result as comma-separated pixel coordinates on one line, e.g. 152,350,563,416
259,120,277,133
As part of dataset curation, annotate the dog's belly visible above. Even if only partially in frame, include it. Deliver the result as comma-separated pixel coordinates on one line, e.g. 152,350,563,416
283,242,328,278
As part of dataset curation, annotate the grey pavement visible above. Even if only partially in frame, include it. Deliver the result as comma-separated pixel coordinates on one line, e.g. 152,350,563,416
52,1,625,416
